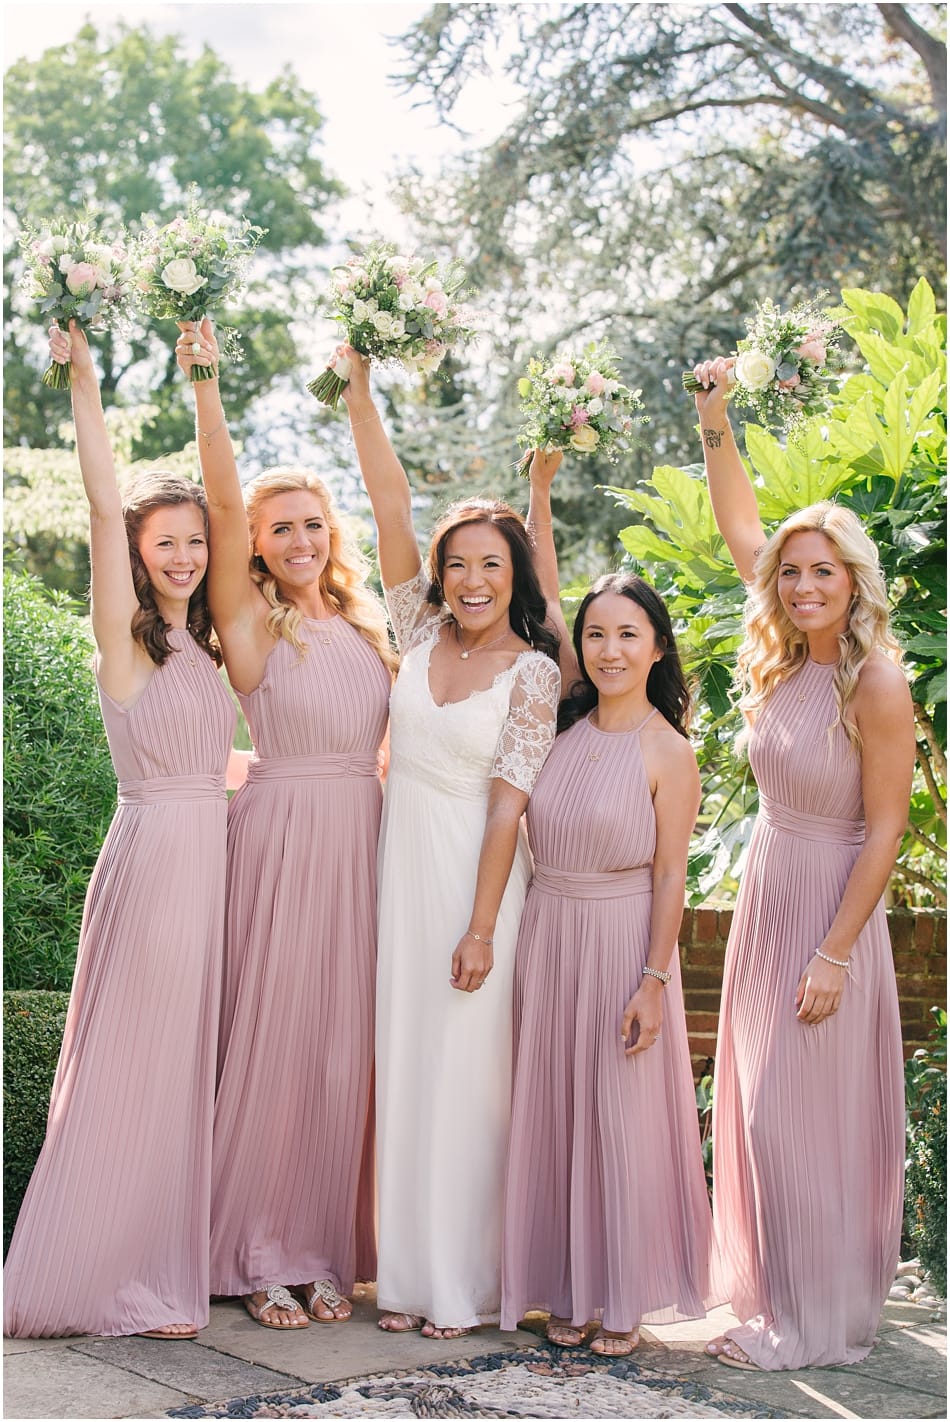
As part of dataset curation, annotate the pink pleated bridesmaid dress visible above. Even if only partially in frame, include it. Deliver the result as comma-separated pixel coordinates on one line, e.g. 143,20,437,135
209,615,390,1298
712,657,905,1369
4,630,235,1337
502,711,716,1334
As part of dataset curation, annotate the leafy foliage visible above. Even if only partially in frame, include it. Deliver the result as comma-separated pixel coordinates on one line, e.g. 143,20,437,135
4,21,340,455
389,3,946,559
3,991,70,1253
610,281,946,903
904,1007,948,1297
3,571,115,990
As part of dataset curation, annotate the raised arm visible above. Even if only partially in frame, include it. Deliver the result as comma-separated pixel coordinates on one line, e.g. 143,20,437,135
691,356,766,583
337,343,421,589
525,449,580,690
175,320,260,636
52,323,142,700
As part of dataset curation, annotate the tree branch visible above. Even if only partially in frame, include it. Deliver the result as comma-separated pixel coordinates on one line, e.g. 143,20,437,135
917,742,948,828
877,3,947,116
915,702,947,781
893,856,948,906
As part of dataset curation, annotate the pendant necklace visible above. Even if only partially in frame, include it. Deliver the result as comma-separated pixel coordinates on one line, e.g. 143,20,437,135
455,621,511,660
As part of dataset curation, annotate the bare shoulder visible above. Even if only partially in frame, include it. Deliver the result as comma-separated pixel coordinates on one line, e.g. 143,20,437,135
642,715,699,778
854,652,913,709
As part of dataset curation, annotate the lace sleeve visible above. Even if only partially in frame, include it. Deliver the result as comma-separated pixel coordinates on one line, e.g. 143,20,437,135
384,568,438,653
492,653,561,793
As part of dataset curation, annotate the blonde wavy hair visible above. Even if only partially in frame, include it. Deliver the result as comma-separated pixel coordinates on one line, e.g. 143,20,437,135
244,468,396,672
737,501,903,750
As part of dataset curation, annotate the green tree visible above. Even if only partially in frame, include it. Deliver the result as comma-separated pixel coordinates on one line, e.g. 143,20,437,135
388,3,946,562
611,279,946,905
4,21,341,456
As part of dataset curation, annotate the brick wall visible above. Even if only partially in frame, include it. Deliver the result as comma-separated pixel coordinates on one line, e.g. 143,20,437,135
680,906,947,1078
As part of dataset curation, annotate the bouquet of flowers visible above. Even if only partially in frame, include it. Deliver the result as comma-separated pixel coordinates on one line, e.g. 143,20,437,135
18,219,138,390
308,240,480,408
514,340,646,476
134,195,265,380
681,296,842,431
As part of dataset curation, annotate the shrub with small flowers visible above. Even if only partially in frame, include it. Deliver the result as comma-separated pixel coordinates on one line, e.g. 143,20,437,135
308,240,481,409
682,295,843,431
18,220,138,390
134,194,265,380
515,341,646,476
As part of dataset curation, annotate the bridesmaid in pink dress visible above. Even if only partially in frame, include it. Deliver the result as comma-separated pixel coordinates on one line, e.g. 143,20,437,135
501,451,715,1356
177,323,393,1331
689,356,915,1370
4,324,236,1339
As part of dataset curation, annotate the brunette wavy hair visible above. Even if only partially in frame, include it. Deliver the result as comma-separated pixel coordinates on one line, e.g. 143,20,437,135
244,467,396,671
123,471,221,666
424,498,560,664
738,501,903,750
558,573,692,736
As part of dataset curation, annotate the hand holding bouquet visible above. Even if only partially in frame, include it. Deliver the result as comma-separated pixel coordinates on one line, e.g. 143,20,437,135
308,240,480,408
19,220,137,390
134,194,265,380
682,296,842,431
515,340,645,477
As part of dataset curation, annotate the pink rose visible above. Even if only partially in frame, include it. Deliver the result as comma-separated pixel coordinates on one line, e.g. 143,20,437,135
796,335,827,364
65,263,99,296
547,361,576,385
423,289,449,317
585,370,607,396
778,374,801,390
570,406,590,427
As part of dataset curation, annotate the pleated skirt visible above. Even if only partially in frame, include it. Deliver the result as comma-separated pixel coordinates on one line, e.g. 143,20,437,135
4,795,227,1338
209,770,380,1296
712,816,905,1369
501,881,716,1333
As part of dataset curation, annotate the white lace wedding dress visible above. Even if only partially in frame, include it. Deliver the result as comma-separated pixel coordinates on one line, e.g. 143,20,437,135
376,570,560,1328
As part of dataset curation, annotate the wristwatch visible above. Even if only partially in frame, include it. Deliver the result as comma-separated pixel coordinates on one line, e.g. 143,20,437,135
642,965,672,986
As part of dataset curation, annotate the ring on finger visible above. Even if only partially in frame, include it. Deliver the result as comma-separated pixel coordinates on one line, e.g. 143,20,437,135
191,342,201,356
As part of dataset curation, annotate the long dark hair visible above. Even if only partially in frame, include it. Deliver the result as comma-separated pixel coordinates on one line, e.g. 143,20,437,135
425,498,560,664
558,573,690,736
123,471,221,667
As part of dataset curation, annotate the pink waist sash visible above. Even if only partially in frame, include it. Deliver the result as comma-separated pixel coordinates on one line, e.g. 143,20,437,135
246,753,378,782
531,863,653,899
758,794,865,845
118,774,226,804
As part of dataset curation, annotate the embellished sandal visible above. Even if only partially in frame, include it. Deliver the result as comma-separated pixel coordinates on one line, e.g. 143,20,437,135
243,1284,310,1329
296,1278,352,1323
545,1318,592,1349
378,1312,424,1332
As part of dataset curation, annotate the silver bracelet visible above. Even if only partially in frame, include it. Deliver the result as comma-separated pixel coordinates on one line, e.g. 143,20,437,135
815,948,850,968
642,965,671,985
196,417,226,442
466,930,494,947
350,411,380,430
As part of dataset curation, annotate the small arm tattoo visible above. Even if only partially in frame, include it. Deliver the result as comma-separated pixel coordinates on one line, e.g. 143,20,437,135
703,427,724,449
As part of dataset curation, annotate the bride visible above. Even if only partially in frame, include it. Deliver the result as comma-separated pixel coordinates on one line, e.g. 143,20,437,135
339,345,560,1337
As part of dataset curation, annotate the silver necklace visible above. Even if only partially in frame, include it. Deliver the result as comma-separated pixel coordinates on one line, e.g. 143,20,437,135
455,620,511,660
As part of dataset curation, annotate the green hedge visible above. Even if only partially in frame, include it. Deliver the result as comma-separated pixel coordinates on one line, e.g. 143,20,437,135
4,990,70,1253
4,568,115,990
906,1068,947,1298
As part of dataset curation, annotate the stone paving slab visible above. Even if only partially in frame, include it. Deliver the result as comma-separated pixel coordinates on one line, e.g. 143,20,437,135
72,1335,306,1404
3,1345,190,1420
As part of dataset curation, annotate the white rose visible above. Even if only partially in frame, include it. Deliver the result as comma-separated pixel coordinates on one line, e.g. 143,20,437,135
161,256,207,295
51,234,70,255
371,310,395,337
586,396,604,415
389,316,406,338
351,298,370,323
734,348,776,391
58,255,76,275
397,290,416,311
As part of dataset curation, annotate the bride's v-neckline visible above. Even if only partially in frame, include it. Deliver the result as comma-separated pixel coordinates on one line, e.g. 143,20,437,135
423,624,526,710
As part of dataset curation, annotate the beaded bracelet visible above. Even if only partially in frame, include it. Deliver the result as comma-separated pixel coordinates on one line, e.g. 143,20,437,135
642,965,671,985
815,948,850,968
466,930,494,947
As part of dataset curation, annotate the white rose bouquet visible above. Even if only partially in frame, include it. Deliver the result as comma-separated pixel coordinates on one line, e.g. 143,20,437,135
514,340,646,477
18,219,138,390
308,240,481,409
682,296,842,431
134,194,265,381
